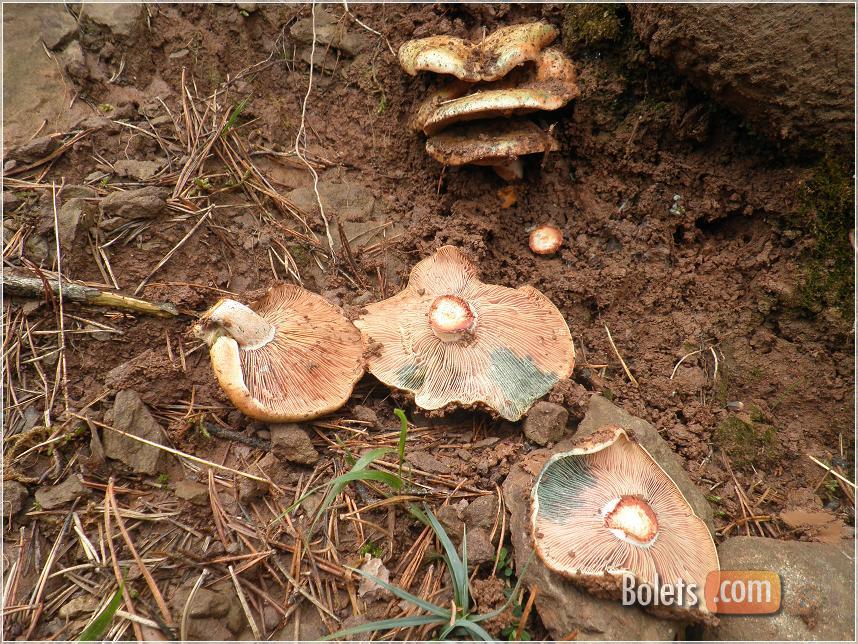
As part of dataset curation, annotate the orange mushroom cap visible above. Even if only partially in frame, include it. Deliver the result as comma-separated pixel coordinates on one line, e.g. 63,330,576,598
354,246,574,421
530,425,719,620
529,225,563,255
398,22,559,83
192,285,364,422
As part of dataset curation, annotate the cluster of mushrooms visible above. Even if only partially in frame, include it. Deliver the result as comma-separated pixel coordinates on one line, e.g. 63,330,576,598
193,245,719,623
398,22,580,180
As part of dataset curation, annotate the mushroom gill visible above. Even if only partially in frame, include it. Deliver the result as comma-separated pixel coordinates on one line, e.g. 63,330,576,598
530,425,719,621
354,246,574,421
192,285,364,422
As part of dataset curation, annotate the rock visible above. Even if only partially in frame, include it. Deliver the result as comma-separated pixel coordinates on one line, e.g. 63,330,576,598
276,601,327,640
62,185,98,200
113,159,161,181
463,494,498,531
503,453,679,640
3,480,29,517
269,424,319,465
357,556,391,600
437,498,498,565
8,136,60,164
174,480,209,506
100,186,168,219
103,390,168,475
57,198,92,248
3,191,24,212
351,405,378,426
523,401,569,446
171,582,245,640
59,595,97,620
39,6,78,50
80,2,143,38
578,395,714,531
290,11,367,57
35,475,87,510
407,450,450,474
703,537,854,641
629,4,854,154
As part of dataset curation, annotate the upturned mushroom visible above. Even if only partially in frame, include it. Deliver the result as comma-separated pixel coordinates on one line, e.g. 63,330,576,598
192,285,364,422
354,246,574,421
399,22,559,82
530,425,719,621
529,224,563,255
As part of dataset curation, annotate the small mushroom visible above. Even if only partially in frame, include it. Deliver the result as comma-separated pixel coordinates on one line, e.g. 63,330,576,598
354,246,574,421
419,49,579,136
192,285,364,422
425,119,559,180
399,22,559,82
530,425,719,621
529,225,563,255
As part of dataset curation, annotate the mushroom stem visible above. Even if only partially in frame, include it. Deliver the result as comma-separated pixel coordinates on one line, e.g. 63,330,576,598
428,295,476,342
602,496,659,547
195,299,276,350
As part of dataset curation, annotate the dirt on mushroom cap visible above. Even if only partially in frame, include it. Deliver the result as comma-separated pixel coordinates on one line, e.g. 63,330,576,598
354,246,574,421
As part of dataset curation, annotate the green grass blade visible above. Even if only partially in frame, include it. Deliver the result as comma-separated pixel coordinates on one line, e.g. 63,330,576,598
424,505,468,610
78,586,123,641
352,446,394,471
453,618,496,641
309,466,403,534
323,614,443,640
345,566,448,617
393,408,408,478
221,97,249,135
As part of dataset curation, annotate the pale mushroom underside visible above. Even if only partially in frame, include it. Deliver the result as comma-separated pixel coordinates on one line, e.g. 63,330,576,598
211,286,364,422
531,428,719,615
355,246,574,421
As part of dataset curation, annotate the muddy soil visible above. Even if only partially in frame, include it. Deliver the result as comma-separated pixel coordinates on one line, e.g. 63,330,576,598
3,3,854,641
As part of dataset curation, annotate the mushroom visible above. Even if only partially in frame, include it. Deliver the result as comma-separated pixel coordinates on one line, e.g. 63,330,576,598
354,246,574,421
529,225,563,255
530,425,719,621
418,49,580,136
425,119,559,181
399,22,559,82
192,285,364,422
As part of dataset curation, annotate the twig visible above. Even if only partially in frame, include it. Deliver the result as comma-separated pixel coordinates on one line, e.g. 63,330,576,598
49,182,69,417
228,565,261,640
3,273,178,317
204,423,271,450
180,569,208,642
669,349,703,380
808,454,856,490
604,324,639,387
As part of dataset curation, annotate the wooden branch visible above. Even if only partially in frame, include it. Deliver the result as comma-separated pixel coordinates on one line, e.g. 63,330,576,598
3,273,178,318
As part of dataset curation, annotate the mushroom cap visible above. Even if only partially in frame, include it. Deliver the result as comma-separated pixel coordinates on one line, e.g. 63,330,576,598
196,285,365,422
420,49,580,135
529,225,563,255
354,246,574,421
425,119,559,169
530,425,719,619
399,22,559,82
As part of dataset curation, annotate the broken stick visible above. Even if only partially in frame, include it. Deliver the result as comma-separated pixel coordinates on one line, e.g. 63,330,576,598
3,273,178,318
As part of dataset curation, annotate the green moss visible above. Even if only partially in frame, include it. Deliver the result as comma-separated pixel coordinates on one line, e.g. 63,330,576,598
561,3,623,50
713,415,779,470
792,157,854,319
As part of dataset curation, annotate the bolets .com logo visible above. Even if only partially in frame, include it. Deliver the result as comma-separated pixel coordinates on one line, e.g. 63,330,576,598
622,571,781,614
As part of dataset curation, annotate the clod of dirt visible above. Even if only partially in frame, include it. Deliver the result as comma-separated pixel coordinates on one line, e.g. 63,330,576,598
79,2,143,39
629,4,854,154
425,119,559,181
503,449,680,640
34,475,87,510
523,401,569,446
113,159,162,181
399,22,558,82
269,423,319,465
290,10,368,58
57,198,94,248
417,48,580,136
170,581,246,640
351,404,379,427
437,497,498,565
357,555,391,600
102,390,169,475
578,395,714,530
100,186,168,220
174,479,209,506
38,6,77,51
779,510,848,545
58,595,97,620
8,135,61,164
2,480,29,517
702,537,855,641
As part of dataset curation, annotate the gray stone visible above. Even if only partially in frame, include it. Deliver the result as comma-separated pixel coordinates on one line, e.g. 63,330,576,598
170,582,245,640
407,450,450,474
8,135,60,164
578,395,714,531
114,159,161,181
437,498,498,565
3,480,29,517
80,2,143,38
59,595,97,620
290,11,367,57
100,186,168,219
503,454,679,640
62,185,98,200
35,475,87,510
56,198,90,248
269,424,318,465
39,6,78,50
174,480,209,506
103,390,168,474
703,537,855,641
351,404,378,426
523,401,569,446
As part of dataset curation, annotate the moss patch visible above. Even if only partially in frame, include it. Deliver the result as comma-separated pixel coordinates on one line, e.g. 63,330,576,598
561,3,623,51
792,157,855,319
713,412,779,470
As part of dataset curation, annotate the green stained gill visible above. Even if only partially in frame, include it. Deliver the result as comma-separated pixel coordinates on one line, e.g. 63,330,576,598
394,361,426,391
489,347,559,421
536,454,596,523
